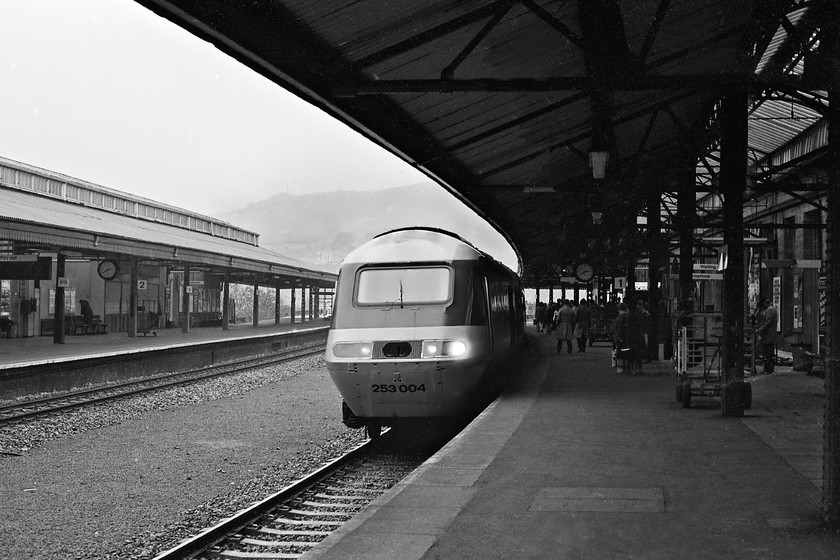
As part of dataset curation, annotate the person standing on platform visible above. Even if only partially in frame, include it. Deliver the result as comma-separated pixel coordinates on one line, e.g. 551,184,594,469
554,299,575,355
574,299,593,352
612,303,630,373
634,299,651,361
756,297,779,374
542,302,556,334
627,300,648,375
534,302,546,334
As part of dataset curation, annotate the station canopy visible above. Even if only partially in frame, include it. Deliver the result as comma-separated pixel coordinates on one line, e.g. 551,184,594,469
133,0,830,285
0,157,336,289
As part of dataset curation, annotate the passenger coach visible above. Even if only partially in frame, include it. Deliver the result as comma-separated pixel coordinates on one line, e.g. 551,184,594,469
325,227,524,436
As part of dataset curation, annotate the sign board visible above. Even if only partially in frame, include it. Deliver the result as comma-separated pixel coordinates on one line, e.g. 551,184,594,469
635,282,648,291
57,277,70,288
0,255,37,262
693,273,723,281
138,279,148,291
614,277,626,290
0,257,52,280
693,263,718,271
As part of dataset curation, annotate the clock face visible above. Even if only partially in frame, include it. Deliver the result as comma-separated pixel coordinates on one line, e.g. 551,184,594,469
575,262,595,282
97,259,120,280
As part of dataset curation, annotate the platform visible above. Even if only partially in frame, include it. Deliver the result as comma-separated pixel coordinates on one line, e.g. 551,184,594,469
0,318,330,401
304,329,838,560
0,318,329,370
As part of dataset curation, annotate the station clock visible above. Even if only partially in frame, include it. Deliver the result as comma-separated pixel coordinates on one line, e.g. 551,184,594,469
574,262,595,282
97,259,120,281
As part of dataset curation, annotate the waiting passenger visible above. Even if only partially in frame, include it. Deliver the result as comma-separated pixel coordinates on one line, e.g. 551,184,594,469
79,299,95,323
554,300,575,355
574,299,592,353
756,297,778,374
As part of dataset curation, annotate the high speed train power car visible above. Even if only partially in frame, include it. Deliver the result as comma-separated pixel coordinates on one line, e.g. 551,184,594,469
325,227,525,436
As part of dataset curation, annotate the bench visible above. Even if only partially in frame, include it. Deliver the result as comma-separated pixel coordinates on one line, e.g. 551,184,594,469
190,311,223,328
88,317,108,334
69,315,108,335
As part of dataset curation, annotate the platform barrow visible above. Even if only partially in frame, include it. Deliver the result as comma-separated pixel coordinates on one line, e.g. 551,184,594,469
674,312,751,409
137,311,160,336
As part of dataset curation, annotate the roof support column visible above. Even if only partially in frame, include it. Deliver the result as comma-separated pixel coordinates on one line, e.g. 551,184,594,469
52,252,66,344
624,212,638,304
719,88,748,418
290,287,296,325
300,287,307,324
181,266,190,333
821,0,840,525
647,186,663,360
677,164,696,312
128,260,138,338
252,281,259,328
274,281,281,325
222,274,230,331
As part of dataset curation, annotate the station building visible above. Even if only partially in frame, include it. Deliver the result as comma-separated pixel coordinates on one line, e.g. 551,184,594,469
0,156,337,341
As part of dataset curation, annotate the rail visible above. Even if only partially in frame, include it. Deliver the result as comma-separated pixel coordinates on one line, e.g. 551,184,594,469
0,343,325,426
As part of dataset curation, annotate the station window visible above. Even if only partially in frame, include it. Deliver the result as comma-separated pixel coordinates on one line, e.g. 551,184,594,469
48,288,76,315
0,279,11,318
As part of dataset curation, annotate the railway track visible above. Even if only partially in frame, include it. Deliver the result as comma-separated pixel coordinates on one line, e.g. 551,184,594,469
0,342,325,426
153,429,443,560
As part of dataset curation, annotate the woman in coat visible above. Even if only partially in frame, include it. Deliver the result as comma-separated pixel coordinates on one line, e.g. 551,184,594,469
554,300,575,355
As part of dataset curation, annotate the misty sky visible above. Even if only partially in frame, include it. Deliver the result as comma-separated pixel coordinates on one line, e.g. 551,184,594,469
0,0,518,269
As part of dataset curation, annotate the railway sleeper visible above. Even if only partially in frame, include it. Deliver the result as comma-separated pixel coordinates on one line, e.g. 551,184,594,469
209,548,300,559
301,500,362,509
265,517,343,527
247,528,330,537
313,493,371,501
287,508,352,517
238,537,317,548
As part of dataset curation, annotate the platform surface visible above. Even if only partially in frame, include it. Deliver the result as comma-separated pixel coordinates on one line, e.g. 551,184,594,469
0,318,328,369
304,329,838,560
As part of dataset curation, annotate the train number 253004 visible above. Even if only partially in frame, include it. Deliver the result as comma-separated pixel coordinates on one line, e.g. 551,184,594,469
371,384,426,393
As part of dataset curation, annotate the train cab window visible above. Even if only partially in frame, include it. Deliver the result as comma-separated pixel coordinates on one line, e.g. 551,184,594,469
355,266,451,306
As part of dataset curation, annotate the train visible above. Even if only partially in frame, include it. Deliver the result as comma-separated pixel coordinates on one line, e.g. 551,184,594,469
325,227,525,437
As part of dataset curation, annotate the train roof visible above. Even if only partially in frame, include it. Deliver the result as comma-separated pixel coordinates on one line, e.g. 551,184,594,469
342,227,486,267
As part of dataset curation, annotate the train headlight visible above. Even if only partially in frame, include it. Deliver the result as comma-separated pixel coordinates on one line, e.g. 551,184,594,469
332,342,373,358
446,340,467,357
422,339,468,358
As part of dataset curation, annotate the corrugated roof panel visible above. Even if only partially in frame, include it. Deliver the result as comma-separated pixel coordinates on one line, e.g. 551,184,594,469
755,6,809,74
749,97,822,156
126,0,823,285
0,188,336,282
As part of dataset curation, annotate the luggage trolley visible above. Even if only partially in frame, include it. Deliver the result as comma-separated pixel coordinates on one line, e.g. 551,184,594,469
675,312,723,408
136,303,161,336
675,312,752,409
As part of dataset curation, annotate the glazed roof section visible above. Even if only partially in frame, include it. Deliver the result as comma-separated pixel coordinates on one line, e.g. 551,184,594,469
0,159,336,288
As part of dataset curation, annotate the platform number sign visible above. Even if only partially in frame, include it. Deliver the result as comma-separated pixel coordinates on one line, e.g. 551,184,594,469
138,279,148,291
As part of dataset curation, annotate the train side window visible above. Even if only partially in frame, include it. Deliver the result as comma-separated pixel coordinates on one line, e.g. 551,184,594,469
467,270,487,325
355,266,452,306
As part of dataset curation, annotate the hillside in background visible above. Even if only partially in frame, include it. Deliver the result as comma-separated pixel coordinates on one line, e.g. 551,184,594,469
218,182,514,272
